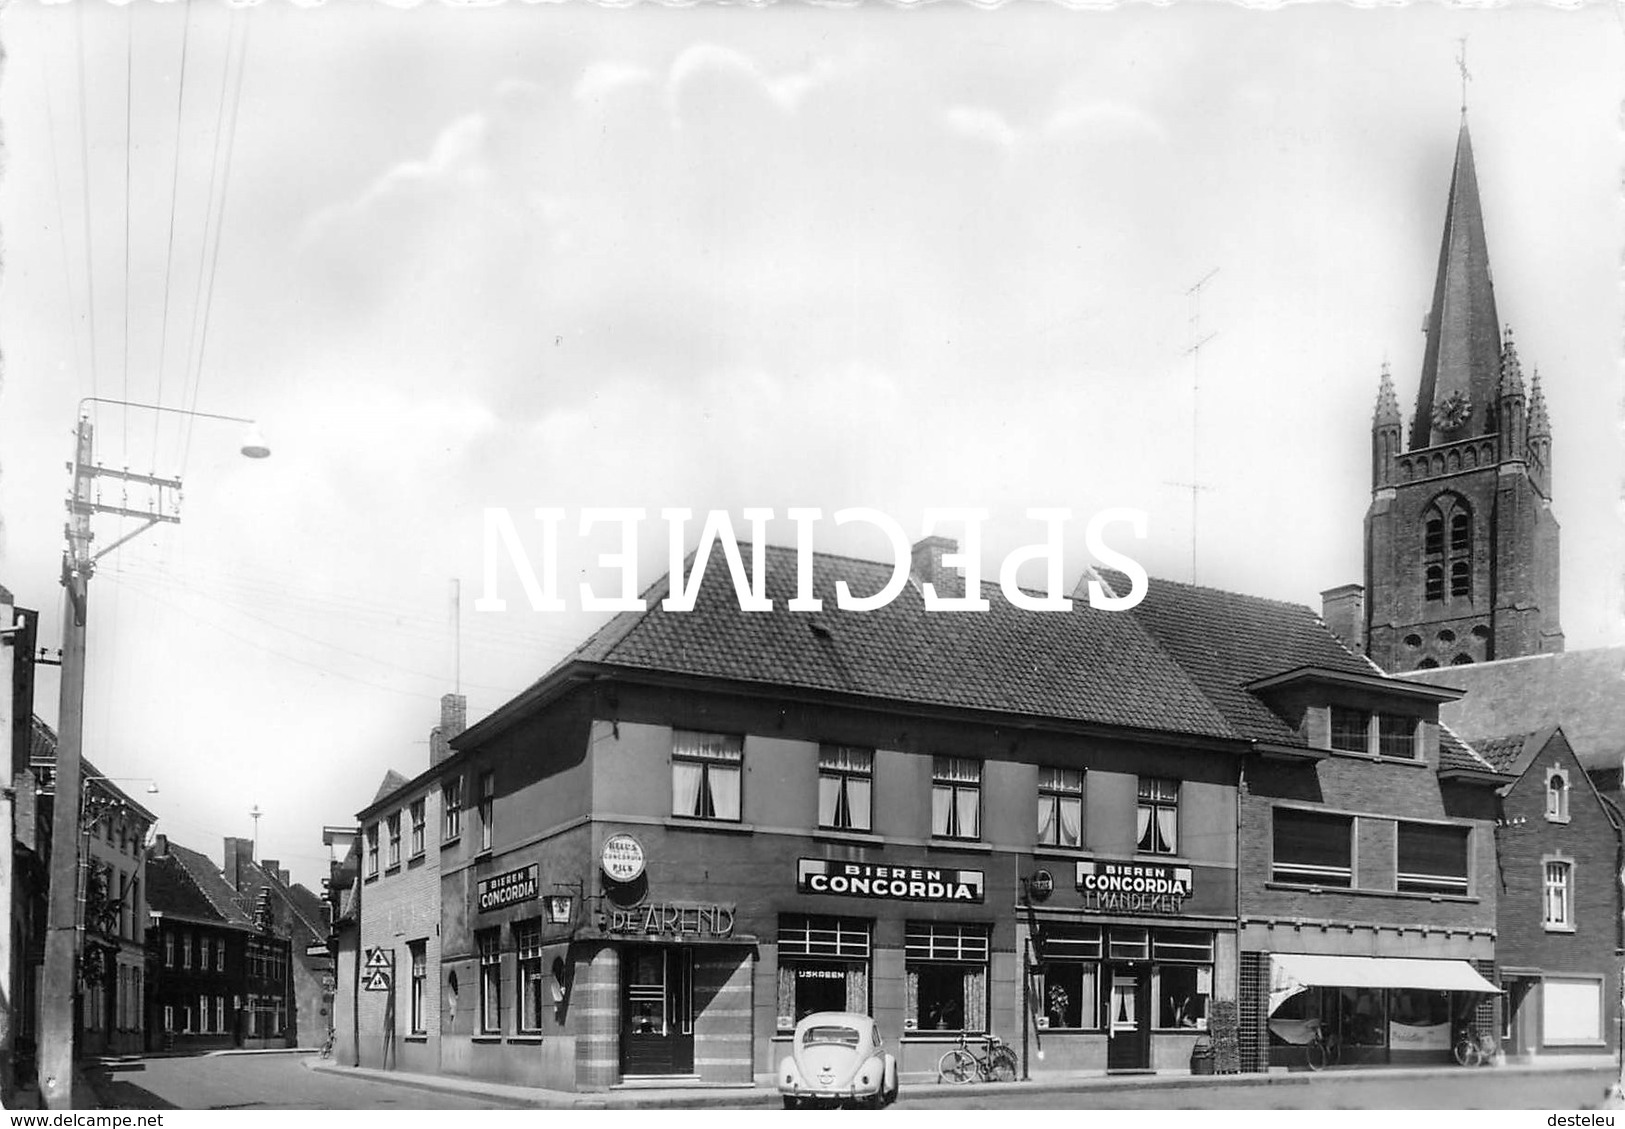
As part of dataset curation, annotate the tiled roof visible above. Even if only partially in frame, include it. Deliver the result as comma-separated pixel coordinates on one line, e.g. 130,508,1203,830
372,770,411,805
1403,646,1625,773
1102,571,1374,745
147,840,255,927
1440,725,1501,775
552,544,1235,740
1469,733,1531,774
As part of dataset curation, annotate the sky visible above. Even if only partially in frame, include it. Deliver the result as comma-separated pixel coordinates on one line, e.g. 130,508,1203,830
1,1,1621,892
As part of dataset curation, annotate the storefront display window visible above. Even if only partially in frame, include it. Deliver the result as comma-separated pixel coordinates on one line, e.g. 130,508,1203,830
478,929,502,1033
1035,925,1102,1031
777,915,870,1028
516,921,546,1033
905,922,989,1033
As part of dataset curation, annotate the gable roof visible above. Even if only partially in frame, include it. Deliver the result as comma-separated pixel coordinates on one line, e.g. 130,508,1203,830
494,543,1237,745
146,839,256,928
1403,646,1625,773
372,770,411,806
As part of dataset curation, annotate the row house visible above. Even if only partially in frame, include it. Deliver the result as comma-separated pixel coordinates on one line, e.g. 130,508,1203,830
341,533,1547,1092
221,837,332,1048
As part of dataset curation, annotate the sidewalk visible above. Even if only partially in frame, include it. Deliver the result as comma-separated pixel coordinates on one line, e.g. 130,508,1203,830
304,1053,1619,1110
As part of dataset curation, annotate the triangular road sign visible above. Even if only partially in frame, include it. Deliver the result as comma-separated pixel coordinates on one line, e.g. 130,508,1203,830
362,968,391,992
365,947,392,970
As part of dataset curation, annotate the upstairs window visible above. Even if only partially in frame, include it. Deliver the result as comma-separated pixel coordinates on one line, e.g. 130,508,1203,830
1271,808,1353,887
1396,821,1470,896
1378,715,1419,760
386,813,402,869
1136,777,1179,855
1546,771,1570,823
443,777,463,842
1544,860,1574,930
818,746,873,832
365,825,379,877
410,799,426,856
672,731,743,822
1329,708,1370,755
478,772,495,852
931,757,982,841
1037,767,1083,848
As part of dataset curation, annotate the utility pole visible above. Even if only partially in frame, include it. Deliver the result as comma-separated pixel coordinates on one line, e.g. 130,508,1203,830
38,402,268,1109
1,588,17,1105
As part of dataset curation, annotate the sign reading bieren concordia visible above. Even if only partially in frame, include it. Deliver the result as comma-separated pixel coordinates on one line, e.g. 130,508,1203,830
478,864,539,913
1076,859,1192,915
797,859,984,903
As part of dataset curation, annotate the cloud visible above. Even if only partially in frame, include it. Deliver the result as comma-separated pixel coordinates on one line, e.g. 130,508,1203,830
666,43,845,121
944,105,1019,150
574,61,653,104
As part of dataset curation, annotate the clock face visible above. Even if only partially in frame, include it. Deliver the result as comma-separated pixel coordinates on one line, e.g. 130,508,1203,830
1432,390,1472,433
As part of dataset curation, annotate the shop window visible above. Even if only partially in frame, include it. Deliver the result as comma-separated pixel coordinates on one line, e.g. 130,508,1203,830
1545,770,1570,823
818,746,873,832
387,812,402,869
1135,777,1178,855
366,824,379,877
478,772,495,852
1037,767,1083,848
905,922,989,1033
1329,708,1370,754
516,922,546,1033
1153,930,1213,1030
443,776,463,842
410,798,426,856
1378,715,1419,759
671,731,744,822
1396,821,1470,895
1035,926,1101,1031
409,940,428,1034
932,758,982,840
778,915,871,1028
478,929,502,1033
1271,807,1353,887
1544,860,1574,930
1108,927,1149,962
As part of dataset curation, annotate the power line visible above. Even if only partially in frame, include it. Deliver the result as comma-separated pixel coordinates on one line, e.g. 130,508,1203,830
122,1,134,464
152,0,195,454
73,0,102,409
41,54,88,400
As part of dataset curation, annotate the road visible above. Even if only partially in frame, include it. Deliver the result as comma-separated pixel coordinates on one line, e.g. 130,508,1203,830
83,1053,1615,1111
87,1054,510,1111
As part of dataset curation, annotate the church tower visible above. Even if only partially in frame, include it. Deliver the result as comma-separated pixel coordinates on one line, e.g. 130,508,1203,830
1363,119,1564,672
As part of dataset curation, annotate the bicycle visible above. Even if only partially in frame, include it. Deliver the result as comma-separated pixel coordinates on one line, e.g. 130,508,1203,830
319,1027,336,1059
1304,1019,1341,1071
1453,1024,1497,1067
937,1031,1018,1083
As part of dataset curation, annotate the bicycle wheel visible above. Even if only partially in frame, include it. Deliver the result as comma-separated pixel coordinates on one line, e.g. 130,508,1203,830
988,1045,1018,1082
1306,1039,1327,1071
938,1048,977,1084
1453,1037,1481,1067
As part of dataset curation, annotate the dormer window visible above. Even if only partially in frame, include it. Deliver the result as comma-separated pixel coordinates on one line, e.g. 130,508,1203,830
1545,769,1570,823
1329,708,1370,755
1378,715,1419,760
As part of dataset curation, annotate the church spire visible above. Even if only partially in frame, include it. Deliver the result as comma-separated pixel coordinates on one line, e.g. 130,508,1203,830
1411,119,1502,449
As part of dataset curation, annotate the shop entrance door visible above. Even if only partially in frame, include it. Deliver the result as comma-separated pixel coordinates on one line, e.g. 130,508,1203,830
1105,965,1151,1072
621,946,694,1076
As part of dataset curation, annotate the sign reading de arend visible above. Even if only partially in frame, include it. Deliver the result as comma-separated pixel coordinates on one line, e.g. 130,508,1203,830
478,864,539,913
1076,860,1192,915
798,859,984,903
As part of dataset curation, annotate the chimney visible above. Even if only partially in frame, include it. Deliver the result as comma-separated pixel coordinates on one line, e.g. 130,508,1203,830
278,868,290,887
153,833,169,857
1320,584,1366,654
224,836,255,891
910,536,963,601
431,692,468,767
263,859,281,882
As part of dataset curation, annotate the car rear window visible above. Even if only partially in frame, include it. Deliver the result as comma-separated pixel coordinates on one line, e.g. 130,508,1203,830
803,1025,861,1047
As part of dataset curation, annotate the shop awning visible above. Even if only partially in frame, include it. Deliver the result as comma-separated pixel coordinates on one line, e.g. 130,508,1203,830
1269,953,1498,1015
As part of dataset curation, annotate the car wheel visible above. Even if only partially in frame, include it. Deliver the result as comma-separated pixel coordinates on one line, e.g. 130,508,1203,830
782,1096,799,1110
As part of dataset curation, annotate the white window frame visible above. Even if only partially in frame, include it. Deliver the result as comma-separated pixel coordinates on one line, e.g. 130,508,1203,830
1543,856,1575,932
443,776,463,843
931,757,982,841
1545,767,1571,824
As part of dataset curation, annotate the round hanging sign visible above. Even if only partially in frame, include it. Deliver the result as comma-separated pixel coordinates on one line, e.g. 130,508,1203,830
600,833,646,883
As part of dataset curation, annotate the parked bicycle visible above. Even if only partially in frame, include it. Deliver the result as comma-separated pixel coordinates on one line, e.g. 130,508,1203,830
1453,1023,1497,1067
319,1027,336,1060
937,1032,1018,1083
1304,1018,1341,1071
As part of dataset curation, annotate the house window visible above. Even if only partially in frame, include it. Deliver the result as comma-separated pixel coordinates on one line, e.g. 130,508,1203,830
478,929,502,1033
443,777,463,842
201,937,211,971
1272,807,1353,887
199,994,210,1035
1329,708,1370,754
1546,771,1570,822
165,931,174,968
931,757,982,840
410,799,427,856
1035,926,1101,1031
387,813,402,868
777,915,871,1029
130,878,141,942
671,731,743,822
516,922,546,1034
215,996,225,1036
409,941,427,1034
818,746,873,832
905,922,989,1034
1037,767,1083,847
1136,777,1179,855
163,1005,174,1032
1544,860,1574,930
366,824,379,876
217,940,225,973
1378,715,1418,759
1153,930,1214,1030
182,932,192,971
1396,821,1470,895
478,772,495,852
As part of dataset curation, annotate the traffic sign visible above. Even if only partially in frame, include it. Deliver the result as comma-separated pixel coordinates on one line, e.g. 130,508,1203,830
365,947,393,970
362,969,391,992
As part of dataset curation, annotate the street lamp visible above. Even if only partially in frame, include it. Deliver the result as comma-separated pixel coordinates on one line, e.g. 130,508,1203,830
38,398,269,1110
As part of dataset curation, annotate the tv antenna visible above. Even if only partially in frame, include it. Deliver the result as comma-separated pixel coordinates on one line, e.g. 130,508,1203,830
1164,268,1219,583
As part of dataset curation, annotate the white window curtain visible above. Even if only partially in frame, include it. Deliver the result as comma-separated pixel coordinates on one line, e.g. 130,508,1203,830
1156,806,1177,853
845,965,868,1013
963,967,987,1032
931,786,953,836
1135,806,1152,848
709,764,741,820
955,788,980,839
672,762,703,817
905,969,920,1027
846,778,871,830
818,776,841,826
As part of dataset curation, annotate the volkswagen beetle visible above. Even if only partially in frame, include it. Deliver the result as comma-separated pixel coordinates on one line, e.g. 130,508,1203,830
779,1012,899,1109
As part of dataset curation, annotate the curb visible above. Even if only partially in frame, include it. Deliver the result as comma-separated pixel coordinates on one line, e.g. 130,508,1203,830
304,1054,1618,1110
